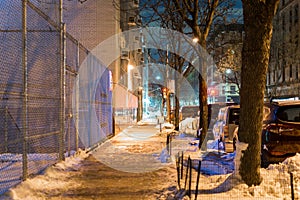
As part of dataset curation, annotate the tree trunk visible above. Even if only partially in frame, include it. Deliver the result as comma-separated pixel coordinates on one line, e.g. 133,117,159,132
174,96,180,130
199,75,208,150
137,87,143,122
174,75,180,130
166,91,171,122
239,0,279,186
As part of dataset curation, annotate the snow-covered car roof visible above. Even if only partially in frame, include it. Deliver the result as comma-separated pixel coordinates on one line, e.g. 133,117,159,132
271,100,300,106
220,104,240,110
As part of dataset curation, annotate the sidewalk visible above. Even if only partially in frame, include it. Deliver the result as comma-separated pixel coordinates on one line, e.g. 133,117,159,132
1,121,189,200
93,121,176,173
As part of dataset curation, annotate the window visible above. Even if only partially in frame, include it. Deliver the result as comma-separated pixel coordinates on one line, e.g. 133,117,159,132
222,86,226,95
295,4,299,24
282,61,286,83
289,9,292,32
296,34,299,49
277,107,300,122
296,65,299,80
229,108,240,124
290,64,293,79
128,16,135,23
282,14,286,31
230,85,236,94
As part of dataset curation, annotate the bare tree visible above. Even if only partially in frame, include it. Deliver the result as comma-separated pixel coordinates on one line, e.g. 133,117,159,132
217,46,242,92
238,0,279,186
140,0,239,148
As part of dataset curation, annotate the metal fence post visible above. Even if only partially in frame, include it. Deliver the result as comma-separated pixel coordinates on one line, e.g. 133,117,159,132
75,42,80,151
22,0,28,181
59,0,66,161
290,172,295,200
4,106,8,153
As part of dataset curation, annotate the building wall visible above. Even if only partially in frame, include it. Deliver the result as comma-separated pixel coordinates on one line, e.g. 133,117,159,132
63,0,121,84
268,0,300,98
208,24,243,103
119,0,143,92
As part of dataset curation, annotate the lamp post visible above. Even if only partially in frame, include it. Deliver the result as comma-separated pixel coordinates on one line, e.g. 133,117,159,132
127,64,134,122
127,64,134,91
225,68,232,102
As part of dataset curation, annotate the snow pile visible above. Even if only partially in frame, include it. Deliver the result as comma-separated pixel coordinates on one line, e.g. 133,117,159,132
251,155,300,199
159,148,171,163
1,135,300,200
54,149,89,171
156,122,176,135
1,149,89,200
179,117,199,136
233,141,248,178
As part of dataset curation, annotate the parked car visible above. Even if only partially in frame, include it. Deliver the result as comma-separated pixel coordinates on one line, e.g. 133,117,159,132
213,100,300,167
261,100,300,167
213,105,240,153
179,105,200,121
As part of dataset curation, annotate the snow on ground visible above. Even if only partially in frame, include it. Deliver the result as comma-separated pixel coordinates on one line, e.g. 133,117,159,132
179,117,199,137
0,122,300,199
4,147,300,199
0,150,90,200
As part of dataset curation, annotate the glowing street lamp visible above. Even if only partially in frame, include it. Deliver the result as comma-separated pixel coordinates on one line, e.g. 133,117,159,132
127,64,134,91
192,37,199,43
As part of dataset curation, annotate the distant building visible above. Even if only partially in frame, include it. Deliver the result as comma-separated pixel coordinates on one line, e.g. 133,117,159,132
119,0,143,92
267,0,300,99
208,24,244,104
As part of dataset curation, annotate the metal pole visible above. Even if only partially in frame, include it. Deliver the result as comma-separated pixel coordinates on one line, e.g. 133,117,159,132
290,172,295,200
22,0,28,181
75,42,79,151
176,153,181,189
188,157,192,198
4,106,8,153
68,115,71,156
143,37,148,119
195,160,202,199
58,0,66,161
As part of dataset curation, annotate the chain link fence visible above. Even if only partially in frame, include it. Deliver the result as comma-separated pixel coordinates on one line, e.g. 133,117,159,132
0,0,113,194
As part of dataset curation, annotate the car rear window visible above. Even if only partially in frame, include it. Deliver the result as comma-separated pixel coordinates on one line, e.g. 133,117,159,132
277,106,300,122
181,106,199,118
229,108,240,124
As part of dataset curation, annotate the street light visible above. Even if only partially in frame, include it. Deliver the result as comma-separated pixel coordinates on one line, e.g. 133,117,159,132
126,64,134,123
225,68,232,102
192,37,199,43
127,64,134,91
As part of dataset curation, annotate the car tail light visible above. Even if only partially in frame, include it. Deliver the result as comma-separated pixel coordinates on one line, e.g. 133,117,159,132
269,151,287,156
224,125,229,137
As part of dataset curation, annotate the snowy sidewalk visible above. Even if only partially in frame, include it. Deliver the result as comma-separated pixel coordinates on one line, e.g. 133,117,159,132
1,121,300,200
0,122,180,200
92,121,175,173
